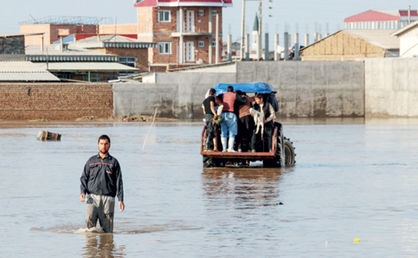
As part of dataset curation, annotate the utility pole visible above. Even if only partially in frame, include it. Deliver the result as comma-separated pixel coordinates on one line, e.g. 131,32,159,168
240,0,246,60
258,0,263,60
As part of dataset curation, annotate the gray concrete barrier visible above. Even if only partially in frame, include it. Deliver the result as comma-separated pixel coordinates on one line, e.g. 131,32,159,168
365,58,418,118
113,61,366,119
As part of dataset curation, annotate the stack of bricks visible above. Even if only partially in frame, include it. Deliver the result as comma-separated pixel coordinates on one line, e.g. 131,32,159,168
0,83,113,120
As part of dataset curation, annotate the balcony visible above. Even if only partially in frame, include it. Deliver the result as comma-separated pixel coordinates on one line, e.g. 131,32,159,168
171,32,213,37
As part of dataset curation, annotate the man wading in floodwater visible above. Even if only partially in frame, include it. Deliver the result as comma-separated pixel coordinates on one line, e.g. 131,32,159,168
80,135,125,233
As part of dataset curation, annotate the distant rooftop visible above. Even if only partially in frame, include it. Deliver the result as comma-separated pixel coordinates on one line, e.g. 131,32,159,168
20,16,113,25
134,0,232,7
345,9,418,23
69,35,156,49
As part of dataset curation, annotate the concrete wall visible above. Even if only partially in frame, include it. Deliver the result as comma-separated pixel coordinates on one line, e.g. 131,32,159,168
0,83,112,120
113,61,365,118
365,58,418,117
236,61,365,117
113,72,235,119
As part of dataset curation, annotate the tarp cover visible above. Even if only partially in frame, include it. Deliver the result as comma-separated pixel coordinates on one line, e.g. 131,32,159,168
214,82,275,95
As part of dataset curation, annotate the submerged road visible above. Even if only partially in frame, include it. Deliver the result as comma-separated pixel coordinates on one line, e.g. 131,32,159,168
1,119,418,257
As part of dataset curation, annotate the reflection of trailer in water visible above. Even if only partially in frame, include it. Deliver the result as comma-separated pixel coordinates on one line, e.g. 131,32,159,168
201,82,296,168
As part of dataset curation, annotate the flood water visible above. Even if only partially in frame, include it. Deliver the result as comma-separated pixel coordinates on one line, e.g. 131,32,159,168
2,119,418,257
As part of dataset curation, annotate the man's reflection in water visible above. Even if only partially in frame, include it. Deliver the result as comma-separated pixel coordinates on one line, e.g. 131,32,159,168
202,167,285,209
83,233,125,258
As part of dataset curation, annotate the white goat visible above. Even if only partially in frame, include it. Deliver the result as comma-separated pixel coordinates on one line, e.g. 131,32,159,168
250,108,264,137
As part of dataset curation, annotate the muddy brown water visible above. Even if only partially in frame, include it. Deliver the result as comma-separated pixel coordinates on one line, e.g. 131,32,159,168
1,119,418,257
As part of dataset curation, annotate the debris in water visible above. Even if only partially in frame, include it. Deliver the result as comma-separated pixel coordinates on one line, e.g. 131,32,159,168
37,130,61,141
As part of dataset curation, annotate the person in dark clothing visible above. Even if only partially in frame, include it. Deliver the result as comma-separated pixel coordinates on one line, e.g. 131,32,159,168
202,88,217,151
235,90,255,152
80,135,125,233
251,93,276,152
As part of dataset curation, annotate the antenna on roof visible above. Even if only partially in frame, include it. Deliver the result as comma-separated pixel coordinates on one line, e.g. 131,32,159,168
29,14,39,23
114,16,118,41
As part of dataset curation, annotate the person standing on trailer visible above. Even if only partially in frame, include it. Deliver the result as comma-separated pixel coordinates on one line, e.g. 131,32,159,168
80,135,125,233
202,88,218,151
235,90,255,152
220,86,246,152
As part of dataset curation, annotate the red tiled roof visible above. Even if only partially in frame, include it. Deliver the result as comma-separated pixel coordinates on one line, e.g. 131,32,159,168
135,0,157,7
344,10,399,22
399,10,418,16
135,0,231,7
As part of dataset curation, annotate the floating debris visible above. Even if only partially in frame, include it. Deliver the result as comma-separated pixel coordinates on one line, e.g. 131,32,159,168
37,130,61,141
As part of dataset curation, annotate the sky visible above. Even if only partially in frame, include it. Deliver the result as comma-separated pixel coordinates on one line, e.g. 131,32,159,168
0,0,415,42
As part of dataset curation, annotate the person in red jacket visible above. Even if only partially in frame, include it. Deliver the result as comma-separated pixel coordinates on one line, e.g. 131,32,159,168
220,86,245,152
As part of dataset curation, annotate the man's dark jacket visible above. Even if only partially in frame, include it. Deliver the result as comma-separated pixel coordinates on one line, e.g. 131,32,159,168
80,153,124,202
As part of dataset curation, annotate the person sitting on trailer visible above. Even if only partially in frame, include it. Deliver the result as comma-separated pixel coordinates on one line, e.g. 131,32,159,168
202,88,217,151
250,93,276,152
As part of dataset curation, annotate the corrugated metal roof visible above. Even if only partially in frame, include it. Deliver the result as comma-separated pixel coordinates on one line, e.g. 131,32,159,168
346,30,399,49
25,45,111,56
0,61,60,81
46,62,139,72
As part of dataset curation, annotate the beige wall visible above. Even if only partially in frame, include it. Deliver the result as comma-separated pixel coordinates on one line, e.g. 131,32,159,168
20,24,97,46
99,24,138,35
20,24,50,46
398,27,418,57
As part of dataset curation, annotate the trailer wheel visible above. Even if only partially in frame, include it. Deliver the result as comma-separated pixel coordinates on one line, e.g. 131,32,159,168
203,156,214,168
284,137,296,167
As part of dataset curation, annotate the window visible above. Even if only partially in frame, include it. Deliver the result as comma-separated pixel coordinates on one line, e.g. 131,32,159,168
211,40,216,48
198,9,204,16
158,10,171,22
158,42,171,54
198,40,204,48
211,10,217,16
119,56,137,67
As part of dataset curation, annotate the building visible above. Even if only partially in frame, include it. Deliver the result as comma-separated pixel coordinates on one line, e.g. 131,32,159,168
135,0,232,71
344,9,418,30
301,30,399,61
393,21,418,57
25,39,141,82
69,35,156,70
20,17,101,46
0,34,25,55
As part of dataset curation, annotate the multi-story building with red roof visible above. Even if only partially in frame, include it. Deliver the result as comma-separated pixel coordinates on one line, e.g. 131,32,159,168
135,0,232,71
344,9,417,30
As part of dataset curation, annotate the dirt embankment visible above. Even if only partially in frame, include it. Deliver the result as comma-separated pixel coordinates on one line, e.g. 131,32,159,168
74,115,180,122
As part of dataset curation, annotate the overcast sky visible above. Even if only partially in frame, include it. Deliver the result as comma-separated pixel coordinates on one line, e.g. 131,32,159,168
0,0,414,41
